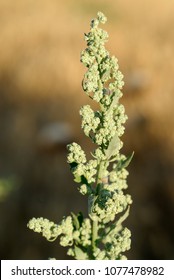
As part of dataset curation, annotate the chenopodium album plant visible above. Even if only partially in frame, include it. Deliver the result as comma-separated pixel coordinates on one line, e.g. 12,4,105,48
28,12,133,260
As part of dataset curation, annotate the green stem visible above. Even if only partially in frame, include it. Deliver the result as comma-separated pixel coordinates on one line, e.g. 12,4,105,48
95,161,101,188
92,219,98,254
98,160,107,184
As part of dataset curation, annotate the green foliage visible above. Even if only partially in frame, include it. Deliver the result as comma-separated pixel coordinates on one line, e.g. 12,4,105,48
27,12,133,260
0,177,17,201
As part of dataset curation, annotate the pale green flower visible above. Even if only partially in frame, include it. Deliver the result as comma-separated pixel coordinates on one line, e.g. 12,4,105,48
67,142,86,164
93,147,107,161
93,248,106,260
80,105,100,137
78,184,88,195
27,218,61,241
84,159,98,183
80,218,92,246
28,12,133,261
97,11,107,24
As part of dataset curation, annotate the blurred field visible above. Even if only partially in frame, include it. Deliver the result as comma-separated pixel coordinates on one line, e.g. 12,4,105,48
0,0,174,259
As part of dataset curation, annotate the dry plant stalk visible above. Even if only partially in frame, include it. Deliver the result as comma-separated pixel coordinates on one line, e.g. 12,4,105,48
28,12,133,260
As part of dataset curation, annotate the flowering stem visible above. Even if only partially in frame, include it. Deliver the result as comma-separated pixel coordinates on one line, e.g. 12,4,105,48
27,11,133,260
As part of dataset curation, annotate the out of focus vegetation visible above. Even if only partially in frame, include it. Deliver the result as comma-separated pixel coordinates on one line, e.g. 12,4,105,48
0,177,17,201
0,0,174,259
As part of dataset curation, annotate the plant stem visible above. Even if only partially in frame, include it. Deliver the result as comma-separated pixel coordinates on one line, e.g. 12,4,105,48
92,219,98,255
91,160,106,257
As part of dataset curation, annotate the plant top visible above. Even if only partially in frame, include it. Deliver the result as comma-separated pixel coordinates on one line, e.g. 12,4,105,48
28,12,133,260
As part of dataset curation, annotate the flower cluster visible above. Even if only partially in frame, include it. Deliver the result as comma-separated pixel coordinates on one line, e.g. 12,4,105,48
27,216,73,244
81,12,124,106
67,142,98,185
27,12,133,260
67,142,86,164
28,214,92,258
93,228,131,260
92,190,132,224
79,105,100,137
104,227,131,260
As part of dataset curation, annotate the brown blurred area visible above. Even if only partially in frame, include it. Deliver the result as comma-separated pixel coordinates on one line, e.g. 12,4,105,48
0,0,174,260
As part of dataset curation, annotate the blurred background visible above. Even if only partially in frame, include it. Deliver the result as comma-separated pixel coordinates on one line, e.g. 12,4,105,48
0,0,174,260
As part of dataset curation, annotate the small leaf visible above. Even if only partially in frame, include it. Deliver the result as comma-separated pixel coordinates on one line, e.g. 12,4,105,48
101,69,111,81
115,206,130,227
71,212,83,230
69,162,78,171
77,212,83,227
105,206,130,235
107,94,119,114
74,175,81,183
71,212,80,230
104,133,120,159
74,246,88,260
116,152,134,171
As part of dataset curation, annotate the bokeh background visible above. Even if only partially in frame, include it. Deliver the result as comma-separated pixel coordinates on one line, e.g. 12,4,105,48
0,0,174,260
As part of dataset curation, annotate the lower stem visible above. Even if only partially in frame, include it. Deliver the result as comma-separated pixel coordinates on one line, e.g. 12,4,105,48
91,160,106,258
92,219,98,255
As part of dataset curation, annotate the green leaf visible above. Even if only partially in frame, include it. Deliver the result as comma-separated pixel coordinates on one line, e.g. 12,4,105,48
105,206,130,236
108,94,119,114
69,162,78,171
74,246,88,260
71,212,83,230
116,152,134,171
71,212,80,230
74,175,81,183
115,206,130,228
77,212,83,227
104,133,120,159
